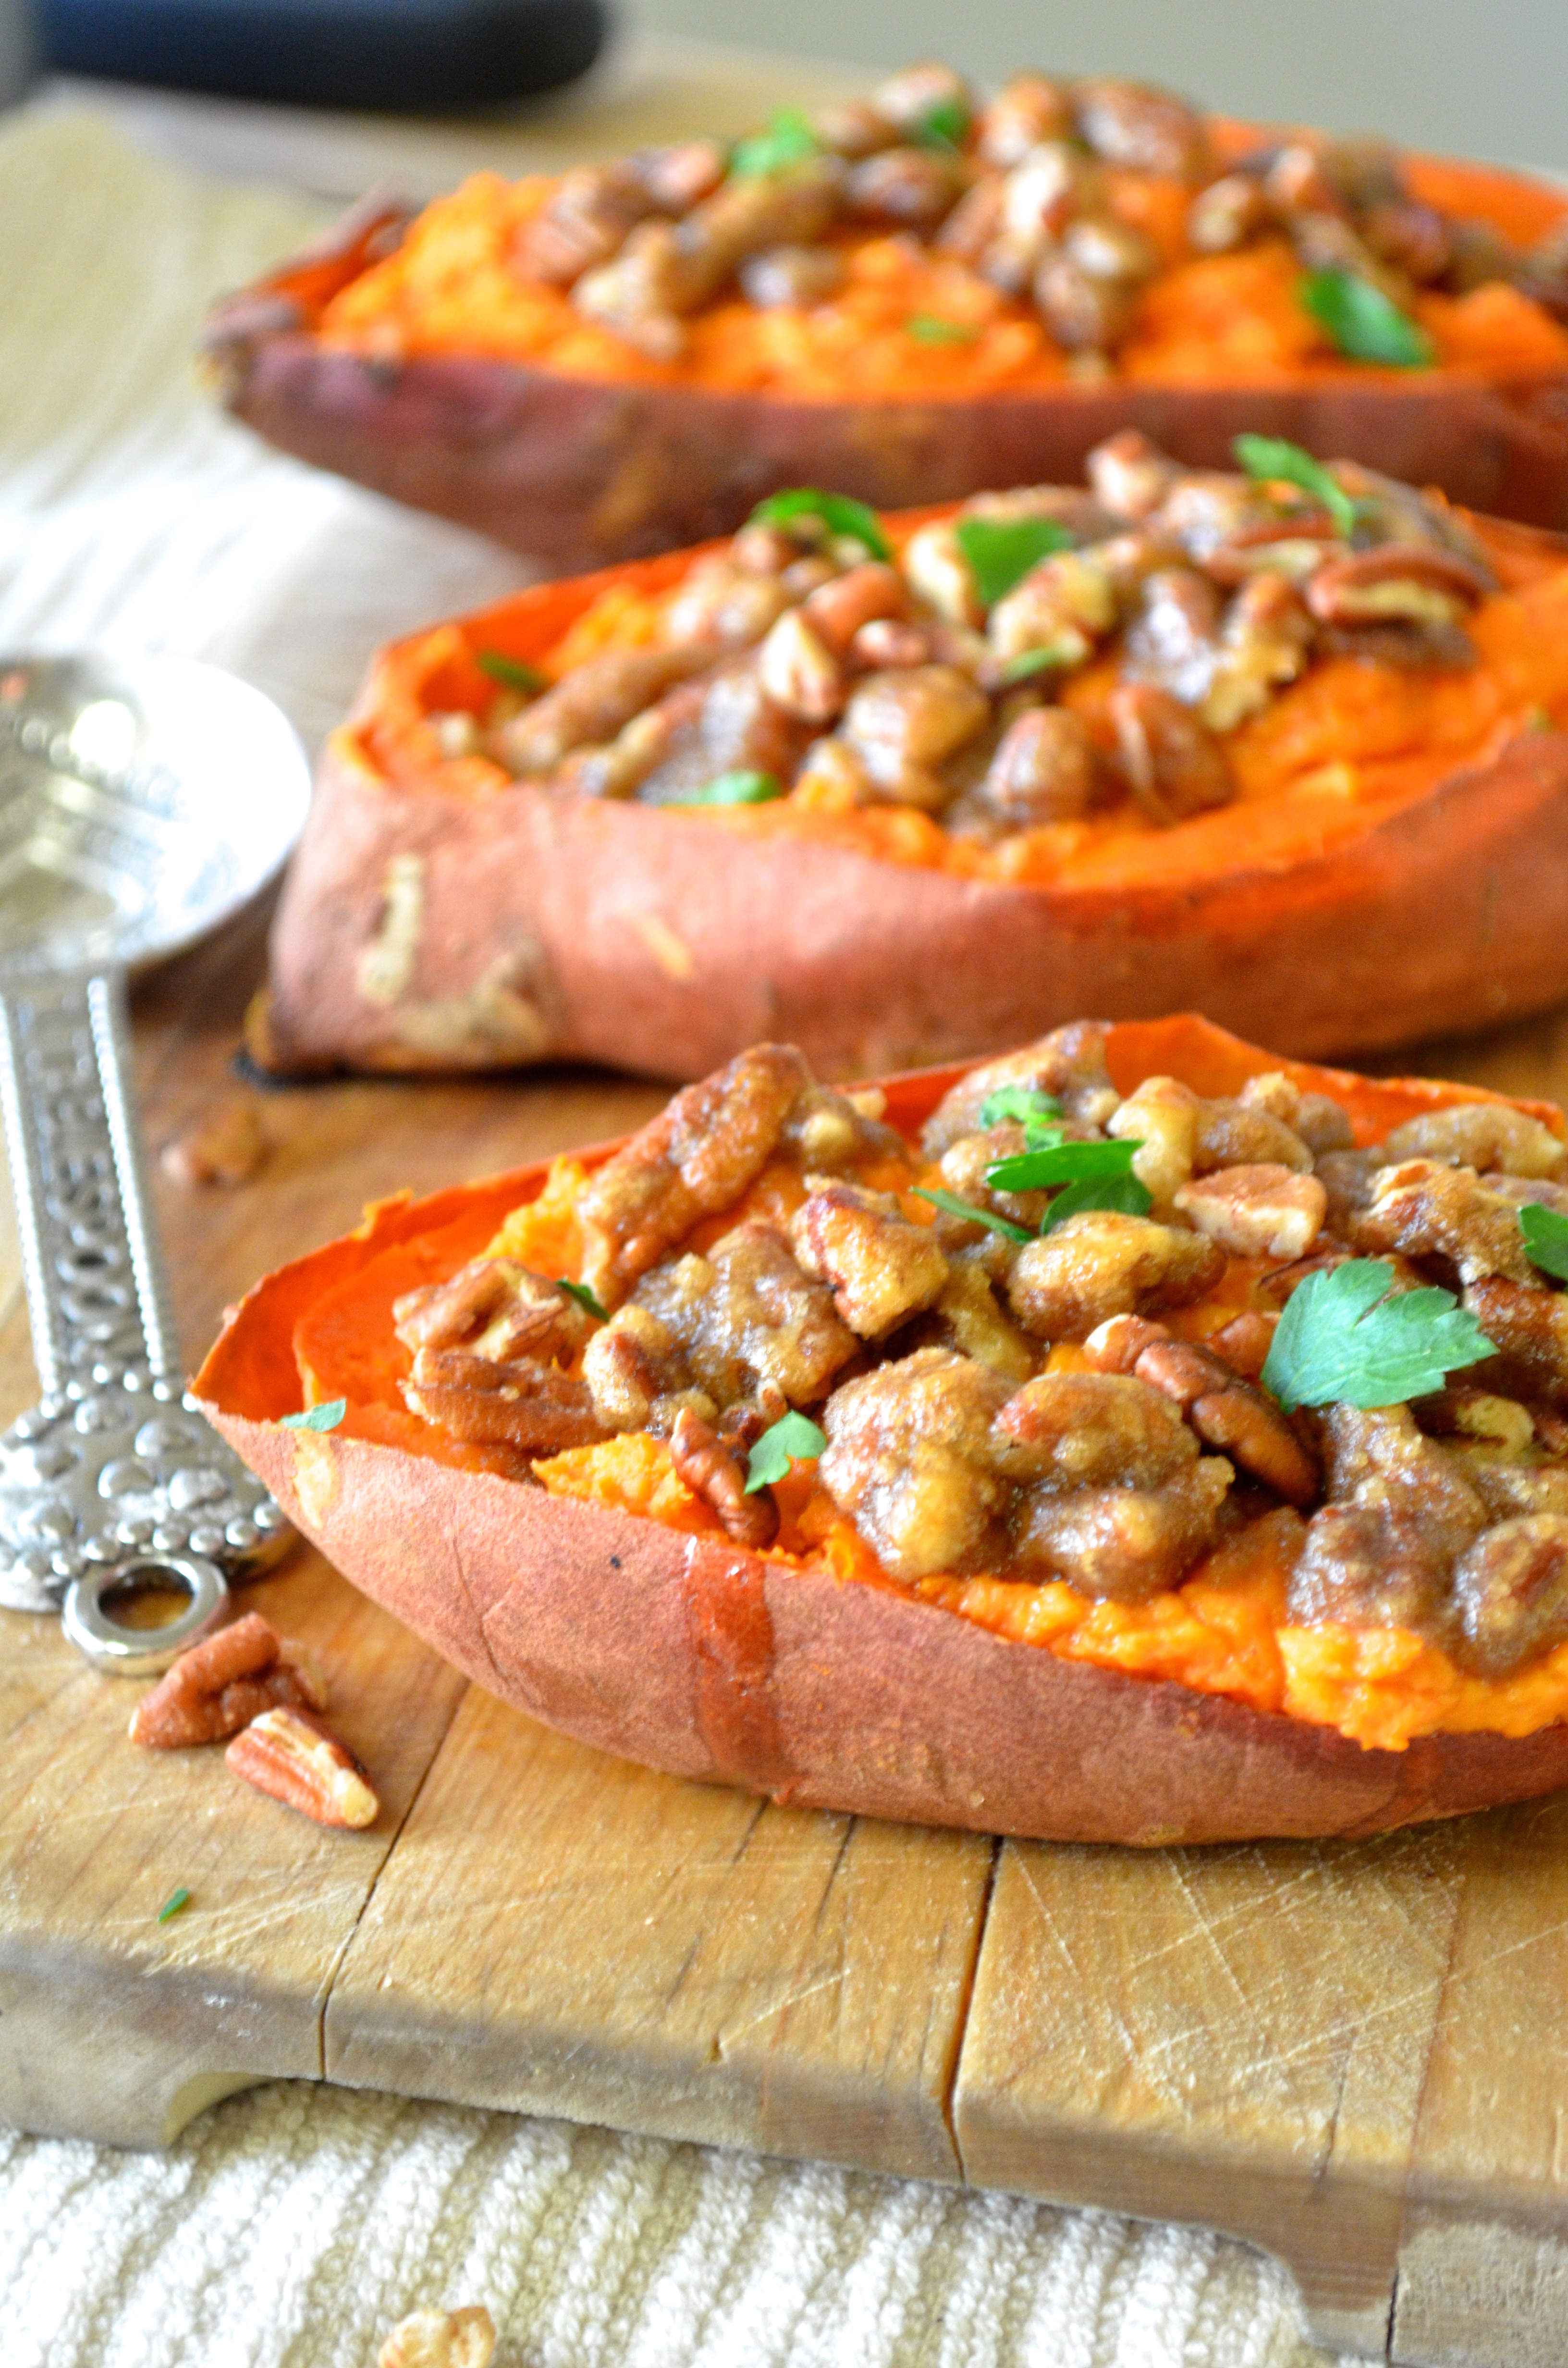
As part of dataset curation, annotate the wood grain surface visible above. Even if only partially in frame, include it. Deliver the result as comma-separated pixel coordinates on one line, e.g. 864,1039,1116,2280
4,893,1568,2364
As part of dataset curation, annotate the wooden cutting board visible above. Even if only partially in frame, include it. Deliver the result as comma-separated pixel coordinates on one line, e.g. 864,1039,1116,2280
4,898,1568,2368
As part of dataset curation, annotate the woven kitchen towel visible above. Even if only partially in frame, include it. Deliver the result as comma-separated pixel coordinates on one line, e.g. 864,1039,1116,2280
0,102,1350,2368
0,2080,1345,2368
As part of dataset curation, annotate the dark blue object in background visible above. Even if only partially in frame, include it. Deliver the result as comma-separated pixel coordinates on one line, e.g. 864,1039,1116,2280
39,0,610,110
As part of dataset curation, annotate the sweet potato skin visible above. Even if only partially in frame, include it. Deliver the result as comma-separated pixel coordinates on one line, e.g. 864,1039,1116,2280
195,1019,1568,1845
253,716,1568,1081
203,187,1568,566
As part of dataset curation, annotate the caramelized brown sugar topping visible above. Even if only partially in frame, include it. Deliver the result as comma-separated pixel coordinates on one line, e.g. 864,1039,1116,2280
293,1028,1568,1753
317,62,1568,395
358,433,1568,893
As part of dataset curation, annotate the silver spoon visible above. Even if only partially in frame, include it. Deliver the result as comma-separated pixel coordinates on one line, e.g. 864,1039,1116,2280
0,653,312,1671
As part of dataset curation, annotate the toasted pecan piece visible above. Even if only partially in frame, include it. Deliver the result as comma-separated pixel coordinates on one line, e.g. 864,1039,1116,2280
129,1613,327,1750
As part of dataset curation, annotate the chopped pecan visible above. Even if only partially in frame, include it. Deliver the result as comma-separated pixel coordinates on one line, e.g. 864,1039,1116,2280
790,1178,949,1338
660,558,791,652
1354,1159,1536,1284
1194,1097,1313,1174
1315,618,1478,671
820,1349,1013,1580
1006,1210,1225,1342
1122,567,1223,705
988,549,1120,665
129,1612,328,1750
1384,1104,1566,1180
926,1258,1037,1383
1463,1278,1568,1408
1107,682,1232,824
403,1347,608,1454
976,706,1097,828
1413,1380,1536,1459
1451,1516,1568,1677
379,2305,495,2368
1363,197,1452,284
1033,248,1141,353
922,1021,1118,1155
515,164,655,285
1315,1147,1386,1236
1238,1071,1354,1155
1087,429,1182,523
1486,1173,1568,1221
757,608,846,723
634,138,728,213
392,1259,591,1366
850,618,932,672
779,1078,905,1173
635,1221,858,1408
160,1095,267,1188
739,244,846,308
802,562,907,655
810,97,900,160
977,72,1073,166
841,664,989,808
579,1043,811,1306
498,648,711,777
1187,172,1271,254
1073,77,1212,180
1106,1075,1199,1213
1287,1404,1489,1637
1083,1317,1318,1503
868,60,974,139
582,1305,712,1435
844,147,965,228
226,1706,379,1830
1200,577,1314,732
670,1406,780,1549
1175,1164,1328,1259
1307,545,1495,629
1206,1308,1279,1383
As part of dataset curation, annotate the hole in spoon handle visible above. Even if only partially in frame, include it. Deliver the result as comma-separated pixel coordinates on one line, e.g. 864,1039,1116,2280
0,965,180,1395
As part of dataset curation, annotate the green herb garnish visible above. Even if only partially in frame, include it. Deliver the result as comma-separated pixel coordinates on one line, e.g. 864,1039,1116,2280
1233,433,1358,540
1261,1258,1493,1412
1520,1203,1568,1283
730,108,820,179
1040,1173,1153,1231
670,770,785,806
999,643,1078,684
747,486,891,561
907,314,978,346
557,1278,609,1320
280,1399,347,1433
476,651,547,695
157,1887,191,1925
985,1137,1142,1193
913,95,971,150
955,515,1074,609
1300,270,1433,368
912,1187,1033,1244
746,1409,828,1492
977,1086,1065,1135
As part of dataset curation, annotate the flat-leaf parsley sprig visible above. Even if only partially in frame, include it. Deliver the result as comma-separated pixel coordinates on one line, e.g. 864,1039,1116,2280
1261,1258,1494,1412
745,1410,828,1493
1520,1201,1568,1283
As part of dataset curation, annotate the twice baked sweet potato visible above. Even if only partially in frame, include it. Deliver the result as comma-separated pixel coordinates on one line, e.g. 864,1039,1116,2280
198,1014,1568,1846
250,440,1568,1081
204,63,1568,566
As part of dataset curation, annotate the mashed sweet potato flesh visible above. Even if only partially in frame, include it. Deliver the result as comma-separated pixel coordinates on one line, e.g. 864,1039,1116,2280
350,513,1568,897
290,1133,1568,1758
316,155,1568,398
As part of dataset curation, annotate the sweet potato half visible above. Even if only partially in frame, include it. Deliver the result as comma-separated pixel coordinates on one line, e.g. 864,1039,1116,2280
203,75,1568,569
250,492,1568,1084
196,1015,1568,1847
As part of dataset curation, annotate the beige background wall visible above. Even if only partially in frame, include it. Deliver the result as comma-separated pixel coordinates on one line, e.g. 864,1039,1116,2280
628,0,1565,173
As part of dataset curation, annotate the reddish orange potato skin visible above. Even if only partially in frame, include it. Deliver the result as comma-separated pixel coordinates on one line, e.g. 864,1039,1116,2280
204,190,1568,567
255,696,1568,1082
196,1018,1568,1846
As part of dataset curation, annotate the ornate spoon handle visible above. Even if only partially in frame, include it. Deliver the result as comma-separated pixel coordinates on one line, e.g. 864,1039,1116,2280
0,965,289,1623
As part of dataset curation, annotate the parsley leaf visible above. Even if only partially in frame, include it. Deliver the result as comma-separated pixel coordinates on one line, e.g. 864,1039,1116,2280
157,1886,191,1925
748,486,892,560
912,1186,1033,1244
281,1399,347,1433
907,313,978,345
1300,270,1434,368
977,1086,1065,1135
985,1137,1142,1192
731,108,820,179
670,770,785,806
476,650,547,695
956,515,1075,608
1261,1258,1494,1411
1520,1202,1568,1283
1041,1173,1153,1231
557,1278,608,1320
1233,433,1358,541
999,642,1079,684
913,94,971,150
745,1409,827,1492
